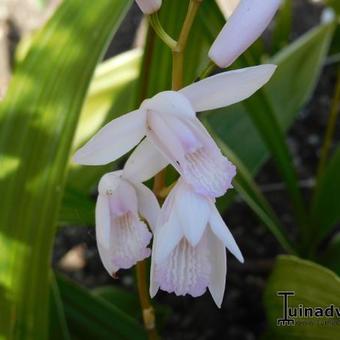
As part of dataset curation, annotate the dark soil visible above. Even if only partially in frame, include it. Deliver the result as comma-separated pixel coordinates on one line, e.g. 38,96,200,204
53,1,339,339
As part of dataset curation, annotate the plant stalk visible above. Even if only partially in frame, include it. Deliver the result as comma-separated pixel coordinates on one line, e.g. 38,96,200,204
136,3,202,339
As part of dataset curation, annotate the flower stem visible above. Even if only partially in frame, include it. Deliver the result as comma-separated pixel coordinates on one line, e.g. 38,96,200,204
172,0,202,90
315,68,340,183
148,13,177,49
136,3,202,338
136,261,158,340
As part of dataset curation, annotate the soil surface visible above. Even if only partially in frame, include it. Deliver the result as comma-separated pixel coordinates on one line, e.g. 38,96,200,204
52,1,339,339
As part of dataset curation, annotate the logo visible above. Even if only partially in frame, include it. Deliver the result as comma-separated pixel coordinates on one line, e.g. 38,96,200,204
276,291,340,327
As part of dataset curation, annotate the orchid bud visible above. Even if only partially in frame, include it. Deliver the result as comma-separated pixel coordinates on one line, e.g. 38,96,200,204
209,0,281,68
135,0,162,14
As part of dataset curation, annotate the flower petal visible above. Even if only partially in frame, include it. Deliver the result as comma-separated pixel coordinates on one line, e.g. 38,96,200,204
209,0,281,68
135,0,162,14
149,233,159,298
180,65,277,112
174,180,212,246
154,215,183,264
123,139,168,183
73,109,146,165
142,91,195,119
95,194,111,249
209,205,244,263
132,181,160,231
207,228,227,308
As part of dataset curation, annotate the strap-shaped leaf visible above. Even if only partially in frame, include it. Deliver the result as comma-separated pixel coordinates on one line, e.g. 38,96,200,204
264,256,340,339
0,0,132,338
57,275,146,339
311,147,340,242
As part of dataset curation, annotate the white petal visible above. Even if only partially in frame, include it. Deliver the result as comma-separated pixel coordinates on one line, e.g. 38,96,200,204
132,181,160,231
209,0,281,68
135,0,162,14
154,215,183,264
110,180,139,216
207,229,227,308
209,205,244,263
146,112,186,171
123,139,168,183
149,234,160,298
73,109,146,165
174,180,212,246
98,171,123,195
142,91,195,119
95,195,111,249
180,65,277,112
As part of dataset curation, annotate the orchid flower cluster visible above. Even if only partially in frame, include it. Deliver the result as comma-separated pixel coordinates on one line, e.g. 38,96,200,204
74,0,280,307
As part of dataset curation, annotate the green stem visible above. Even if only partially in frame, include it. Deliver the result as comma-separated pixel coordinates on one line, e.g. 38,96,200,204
172,0,202,90
148,13,177,49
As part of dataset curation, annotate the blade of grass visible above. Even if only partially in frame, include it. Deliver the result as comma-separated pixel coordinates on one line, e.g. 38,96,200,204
0,0,132,338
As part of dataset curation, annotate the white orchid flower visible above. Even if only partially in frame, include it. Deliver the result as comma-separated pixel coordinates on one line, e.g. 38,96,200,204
209,0,281,68
95,170,159,276
74,65,276,197
149,179,244,307
135,0,162,14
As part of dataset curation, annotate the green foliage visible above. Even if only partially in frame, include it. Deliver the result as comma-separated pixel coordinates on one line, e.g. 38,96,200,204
0,0,132,338
264,256,340,339
56,275,146,339
312,147,340,242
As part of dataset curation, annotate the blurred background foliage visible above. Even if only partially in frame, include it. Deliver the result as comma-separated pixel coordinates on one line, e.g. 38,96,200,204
0,0,339,339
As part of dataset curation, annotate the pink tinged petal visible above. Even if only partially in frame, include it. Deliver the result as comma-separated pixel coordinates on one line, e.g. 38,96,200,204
109,180,139,217
154,236,211,297
132,181,160,231
142,91,196,119
135,0,162,14
95,195,111,249
109,212,152,270
208,0,281,68
209,205,244,263
180,65,277,112
178,117,237,197
174,180,212,246
123,139,168,183
207,228,227,308
97,212,152,276
73,109,146,165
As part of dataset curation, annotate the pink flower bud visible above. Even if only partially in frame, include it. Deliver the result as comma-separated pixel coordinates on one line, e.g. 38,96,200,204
209,0,281,68
135,0,162,14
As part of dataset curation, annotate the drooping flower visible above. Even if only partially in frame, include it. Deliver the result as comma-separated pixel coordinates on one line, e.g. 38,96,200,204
74,65,276,198
95,171,159,276
135,0,162,14
149,179,244,307
209,0,281,68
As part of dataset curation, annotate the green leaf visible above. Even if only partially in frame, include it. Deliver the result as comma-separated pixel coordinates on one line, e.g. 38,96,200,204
264,255,340,339
58,187,95,226
57,275,146,340
321,233,340,275
94,285,171,330
312,147,340,242
272,0,293,52
0,0,132,338
214,136,296,254
49,276,71,340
